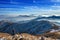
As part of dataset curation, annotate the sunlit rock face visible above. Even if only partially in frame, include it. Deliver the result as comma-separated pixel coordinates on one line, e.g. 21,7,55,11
0,33,12,40
43,31,60,40
13,33,59,40
13,33,41,40
0,32,59,40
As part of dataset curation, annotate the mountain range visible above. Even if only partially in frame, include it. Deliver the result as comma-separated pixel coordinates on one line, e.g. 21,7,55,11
0,17,59,35
0,15,60,22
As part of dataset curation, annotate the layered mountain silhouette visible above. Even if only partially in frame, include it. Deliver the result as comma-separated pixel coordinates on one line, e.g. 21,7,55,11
47,15,60,19
0,17,59,35
0,15,60,21
36,15,60,19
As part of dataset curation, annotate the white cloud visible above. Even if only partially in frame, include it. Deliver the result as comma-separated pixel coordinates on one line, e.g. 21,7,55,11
51,0,60,2
0,6,60,16
51,5,60,8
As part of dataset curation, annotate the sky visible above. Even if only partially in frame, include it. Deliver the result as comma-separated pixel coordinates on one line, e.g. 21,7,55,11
0,0,60,16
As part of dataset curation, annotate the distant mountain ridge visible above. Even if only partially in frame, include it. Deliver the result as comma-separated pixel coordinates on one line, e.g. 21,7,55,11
36,15,60,19
0,15,60,22
0,15,60,19
46,15,60,19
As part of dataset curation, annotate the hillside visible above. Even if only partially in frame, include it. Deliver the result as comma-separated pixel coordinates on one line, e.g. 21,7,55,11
0,20,59,35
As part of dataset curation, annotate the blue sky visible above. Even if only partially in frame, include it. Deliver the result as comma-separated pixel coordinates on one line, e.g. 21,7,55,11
0,0,60,16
